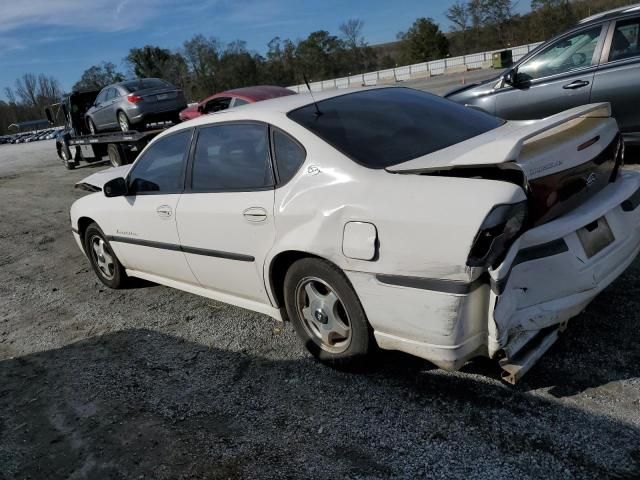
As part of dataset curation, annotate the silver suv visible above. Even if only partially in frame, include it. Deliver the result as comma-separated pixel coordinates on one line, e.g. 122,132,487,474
445,4,640,145
85,78,187,133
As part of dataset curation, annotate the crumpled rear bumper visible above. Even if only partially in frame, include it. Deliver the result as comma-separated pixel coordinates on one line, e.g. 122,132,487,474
490,169,640,382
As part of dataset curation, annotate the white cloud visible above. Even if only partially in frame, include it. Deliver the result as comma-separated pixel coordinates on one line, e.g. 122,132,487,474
0,0,176,33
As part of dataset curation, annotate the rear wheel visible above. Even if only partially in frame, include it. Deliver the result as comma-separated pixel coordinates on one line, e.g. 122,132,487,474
117,111,130,132
61,145,75,170
283,258,374,366
84,223,128,289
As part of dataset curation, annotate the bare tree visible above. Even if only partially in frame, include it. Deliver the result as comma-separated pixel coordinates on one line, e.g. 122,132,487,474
446,1,471,51
15,73,39,108
340,18,366,49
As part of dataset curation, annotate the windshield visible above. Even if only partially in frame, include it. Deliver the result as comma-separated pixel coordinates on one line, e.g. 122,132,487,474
122,78,172,93
287,88,504,169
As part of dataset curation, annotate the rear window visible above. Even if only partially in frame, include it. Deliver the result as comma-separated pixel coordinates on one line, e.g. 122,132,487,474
122,79,172,92
287,87,503,169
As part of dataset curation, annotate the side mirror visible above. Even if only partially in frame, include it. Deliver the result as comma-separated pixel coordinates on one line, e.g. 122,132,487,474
197,104,204,113
45,107,54,125
504,68,517,86
103,177,128,198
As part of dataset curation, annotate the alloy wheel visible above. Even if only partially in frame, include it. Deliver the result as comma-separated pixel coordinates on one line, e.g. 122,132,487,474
295,276,352,353
90,235,115,280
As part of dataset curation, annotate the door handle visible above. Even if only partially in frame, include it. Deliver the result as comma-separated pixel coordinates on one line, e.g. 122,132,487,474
563,80,590,89
243,207,267,223
156,205,173,218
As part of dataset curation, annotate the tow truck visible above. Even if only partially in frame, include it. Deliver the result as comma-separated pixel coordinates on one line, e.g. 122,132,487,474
45,89,175,170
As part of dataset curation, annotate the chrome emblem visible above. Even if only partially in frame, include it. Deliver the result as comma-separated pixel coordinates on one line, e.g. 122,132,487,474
586,172,597,188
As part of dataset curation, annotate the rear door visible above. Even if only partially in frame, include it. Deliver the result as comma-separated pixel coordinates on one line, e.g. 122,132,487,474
591,16,640,137
175,122,276,304
495,24,606,120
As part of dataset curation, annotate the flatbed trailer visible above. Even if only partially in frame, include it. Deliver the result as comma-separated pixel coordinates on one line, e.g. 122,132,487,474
45,90,174,170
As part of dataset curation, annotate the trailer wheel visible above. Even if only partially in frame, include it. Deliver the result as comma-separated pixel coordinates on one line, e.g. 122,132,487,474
107,144,125,167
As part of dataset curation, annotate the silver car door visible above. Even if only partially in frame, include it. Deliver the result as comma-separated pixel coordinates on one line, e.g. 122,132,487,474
494,24,606,120
591,16,640,138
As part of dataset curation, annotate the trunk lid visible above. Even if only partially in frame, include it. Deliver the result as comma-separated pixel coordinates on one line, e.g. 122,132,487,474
387,103,623,225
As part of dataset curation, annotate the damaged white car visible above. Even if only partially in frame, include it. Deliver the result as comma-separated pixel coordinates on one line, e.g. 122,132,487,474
70,87,640,383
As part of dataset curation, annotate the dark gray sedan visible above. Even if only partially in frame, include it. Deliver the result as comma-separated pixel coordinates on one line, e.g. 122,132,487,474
445,4,640,145
85,78,187,133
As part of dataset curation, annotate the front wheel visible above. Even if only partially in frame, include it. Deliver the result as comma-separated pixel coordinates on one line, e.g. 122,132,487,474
283,258,374,366
84,223,128,289
87,118,97,135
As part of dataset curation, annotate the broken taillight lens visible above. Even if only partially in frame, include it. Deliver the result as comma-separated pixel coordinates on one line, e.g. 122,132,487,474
467,201,528,268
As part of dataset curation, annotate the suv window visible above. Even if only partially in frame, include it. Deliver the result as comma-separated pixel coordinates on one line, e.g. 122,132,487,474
191,124,273,191
609,18,640,62
288,87,503,169
518,26,602,81
128,130,191,194
273,130,305,183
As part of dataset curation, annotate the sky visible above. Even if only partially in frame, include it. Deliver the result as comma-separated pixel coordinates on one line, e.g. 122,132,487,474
0,0,530,95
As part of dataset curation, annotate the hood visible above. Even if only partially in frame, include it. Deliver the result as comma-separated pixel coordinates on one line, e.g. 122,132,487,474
444,76,499,99
75,165,131,192
386,103,614,180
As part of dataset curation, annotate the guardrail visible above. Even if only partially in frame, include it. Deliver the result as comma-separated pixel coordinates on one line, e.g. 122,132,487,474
288,41,544,93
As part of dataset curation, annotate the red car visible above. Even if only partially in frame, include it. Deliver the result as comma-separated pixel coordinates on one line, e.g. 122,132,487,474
179,85,295,121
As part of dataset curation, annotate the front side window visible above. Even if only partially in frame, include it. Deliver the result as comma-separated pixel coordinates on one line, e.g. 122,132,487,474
95,90,108,104
204,97,232,113
233,98,250,107
191,124,273,191
128,130,191,194
273,130,305,183
288,87,503,169
609,18,640,62
518,26,602,81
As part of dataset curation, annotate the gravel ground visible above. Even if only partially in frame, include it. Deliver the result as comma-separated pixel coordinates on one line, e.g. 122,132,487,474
1,136,639,479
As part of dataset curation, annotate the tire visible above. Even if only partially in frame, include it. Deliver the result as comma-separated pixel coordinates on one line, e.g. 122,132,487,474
117,111,130,132
61,145,75,170
87,118,97,135
283,258,374,366
84,223,128,289
107,144,125,167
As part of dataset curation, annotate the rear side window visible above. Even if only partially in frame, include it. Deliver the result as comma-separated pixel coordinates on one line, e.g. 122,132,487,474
128,130,191,194
233,98,250,107
273,130,305,183
609,18,640,62
191,124,273,191
287,87,503,169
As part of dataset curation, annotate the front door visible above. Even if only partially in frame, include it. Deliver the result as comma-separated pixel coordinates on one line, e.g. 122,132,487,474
495,24,605,120
108,128,197,284
176,122,276,303
591,16,640,136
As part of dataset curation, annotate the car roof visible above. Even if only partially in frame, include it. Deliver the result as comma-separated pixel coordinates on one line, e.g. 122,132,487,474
199,85,296,104
579,3,640,25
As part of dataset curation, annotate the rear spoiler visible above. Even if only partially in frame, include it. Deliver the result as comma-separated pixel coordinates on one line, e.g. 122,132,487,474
386,103,612,174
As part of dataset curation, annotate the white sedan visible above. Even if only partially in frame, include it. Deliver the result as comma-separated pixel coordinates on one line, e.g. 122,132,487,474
71,87,640,383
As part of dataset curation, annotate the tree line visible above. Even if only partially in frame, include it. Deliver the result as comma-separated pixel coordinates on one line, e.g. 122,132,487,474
1,0,637,135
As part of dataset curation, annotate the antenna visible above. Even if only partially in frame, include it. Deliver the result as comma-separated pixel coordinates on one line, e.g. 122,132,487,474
303,74,322,117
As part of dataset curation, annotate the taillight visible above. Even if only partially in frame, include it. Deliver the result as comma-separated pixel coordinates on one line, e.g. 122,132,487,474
127,94,143,103
467,201,528,268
